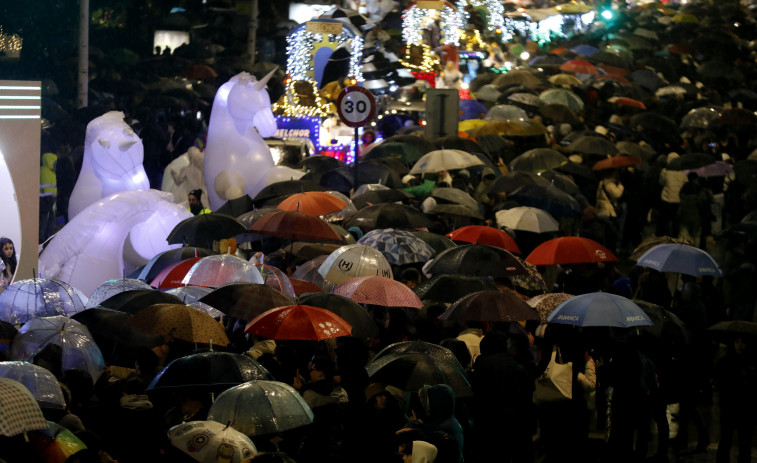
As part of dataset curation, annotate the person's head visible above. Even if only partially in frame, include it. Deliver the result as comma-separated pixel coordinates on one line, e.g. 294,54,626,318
687,171,699,183
308,355,335,382
0,237,15,262
188,189,205,215
734,337,747,354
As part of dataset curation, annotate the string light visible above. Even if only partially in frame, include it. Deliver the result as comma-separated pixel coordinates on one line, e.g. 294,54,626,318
271,80,332,118
0,27,22,54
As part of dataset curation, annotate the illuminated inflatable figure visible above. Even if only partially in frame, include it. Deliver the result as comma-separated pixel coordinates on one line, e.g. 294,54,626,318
204,70,278,211
68,111,150,219
39,189,191,295
162,146,207,205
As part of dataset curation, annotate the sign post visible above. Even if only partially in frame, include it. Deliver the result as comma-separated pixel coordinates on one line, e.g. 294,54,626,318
336,86,376,189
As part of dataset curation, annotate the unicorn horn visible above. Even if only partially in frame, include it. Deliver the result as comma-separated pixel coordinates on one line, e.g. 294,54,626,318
254,67,278,90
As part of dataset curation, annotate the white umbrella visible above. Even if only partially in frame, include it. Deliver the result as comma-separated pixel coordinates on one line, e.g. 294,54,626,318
318,244,393,287
168,420,257,463
409,149,484,175
495,206,559,233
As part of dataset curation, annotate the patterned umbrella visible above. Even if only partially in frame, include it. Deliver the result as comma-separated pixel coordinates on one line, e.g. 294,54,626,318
10,316,105,382
0,378,49,437
86,278,152,309
148,351,272,395
526,237,618,266
298,292,379,338
528,293,575,320
208,380,314,436
507,257,548,293
256,264,296,298
357,228,436,266
0,361,66,409
318,244,394,286
198,283,294,322
168,420,257,463
446,225,520,254
439,290,540,322
245,305,352,341
333,276,424,308
125,304,230,346
181,254,264,288
425,244,527,278
277,191,348,217
0,278,86,325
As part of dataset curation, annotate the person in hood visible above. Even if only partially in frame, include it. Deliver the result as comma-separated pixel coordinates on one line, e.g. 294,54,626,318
40,152,58,242
405,384,464,463
188,189,211,215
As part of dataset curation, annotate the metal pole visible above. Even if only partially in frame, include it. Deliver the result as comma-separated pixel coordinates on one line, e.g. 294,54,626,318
353,127,360,188
247,0,258,65
77,0,89,108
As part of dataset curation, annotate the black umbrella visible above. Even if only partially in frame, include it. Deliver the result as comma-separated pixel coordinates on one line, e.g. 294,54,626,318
366,351,472,397
537,170,580,196
567,136,619,156
413,274,497,303
410,231,457,255
215,195,255,217
356,161,405,187
298,293,379,338
707,320,757,343
633,299,689,346
134,247,217,283
426,243,526,278
345,203,434,230
433,136,482,153
147,351,273,395
72,307,164,350
489,171,550,195
166,213,248,249
629,112,680,141
384,135,435,154
667,153,716,171
198,283,294,321
99,289,184,315
351,189,414,209
253,180,326,205
236,207,281,228
298,155,348,173
628,68,666,91
0,320,18,356
508,183,583,217
538,103,581,126
438,289,540,322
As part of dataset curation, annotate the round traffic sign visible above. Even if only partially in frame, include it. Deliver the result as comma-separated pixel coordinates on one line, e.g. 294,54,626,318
336,86,376,128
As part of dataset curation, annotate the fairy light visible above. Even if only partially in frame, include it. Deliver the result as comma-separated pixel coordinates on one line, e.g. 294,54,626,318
400,44,439,73
0,27,22,54
271,80,332,118
286,22,364,82
460,29,486,51
464,0,504,31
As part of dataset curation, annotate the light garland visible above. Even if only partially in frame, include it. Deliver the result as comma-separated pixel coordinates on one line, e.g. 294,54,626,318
402,3,464,47
286,21,364,82
400,44,440,73
0,27,22,54
460,29,486,51
498,10,596,46
274,115,322,151
464,0,504,31
271,80,332,118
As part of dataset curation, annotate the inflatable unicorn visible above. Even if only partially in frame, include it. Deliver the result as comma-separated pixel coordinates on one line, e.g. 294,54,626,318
204,70,278,211
68,111,150,219
39,189,191,295
162,146,207,205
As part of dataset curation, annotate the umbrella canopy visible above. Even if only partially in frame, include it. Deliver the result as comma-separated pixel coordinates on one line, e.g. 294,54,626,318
249,210,343,242
148,351,272,394
364,142,425,164
547,292,653,328
178,64,218,79
245,304,352,340
707,320,757,343
508,183,583,217
181,254,264,288
567,136,619,156
345,203,434,230
446,225,520,254
438,290,540,322
539,103,581,126
425,244,526,278
357,228,436,266
165,286,223,318
215,195,255,217
616,141,656,161
559,59,599,74
318,244,393,286
593,155,643,171
509,148,568,173
526,237,618,265
10,316,105,382
0,361,66,409
538,88,584,111
634,299,689,344
629,236,685,261
485,104,529,122
409,149,484,175
134,247,217,283
299,155,348,173
0,278,86,325
256,264,296,298
86,278,152,309
199,283,294,321
289,278,323,296
151,257,205,289
366,351,472,397
680,106,723,130
607,96,647,110
168,420,257,463
0,377,49,437
333,276,424,308
410,231,457,255
351,188,413,209
373,340,465,370
166,213,248,249
277,192,348,217
126,303,230,345
413,274,498,303
431,188,479,210
636,243,722,277
488,171,550,195
548,73,583,88
667,153,716,171
72,307,164,350
528,293,574,320
208,380,314,436
298,292,379,338
253,180,327,206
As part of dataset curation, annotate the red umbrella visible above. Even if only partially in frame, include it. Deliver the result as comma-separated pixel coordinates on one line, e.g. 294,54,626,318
526,237,618,265
277,192,347,217
446,225,520,254
289,278,323,295
597,63,631,76
607,96,647,110
244,305,352,341
150,257,204,289
592,155,643,171
559,59,599,74
249,210,343,242
178,64,218,79
333,276,424,308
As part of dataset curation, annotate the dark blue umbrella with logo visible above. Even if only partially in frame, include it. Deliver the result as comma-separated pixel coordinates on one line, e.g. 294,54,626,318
635,243,722,277
547,292,653,328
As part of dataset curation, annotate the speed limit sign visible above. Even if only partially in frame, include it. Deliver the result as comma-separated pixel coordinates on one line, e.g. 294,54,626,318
336,86,376,128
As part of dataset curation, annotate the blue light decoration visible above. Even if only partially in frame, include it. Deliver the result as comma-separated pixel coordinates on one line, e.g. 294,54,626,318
274,116,322,151
285,19,364,83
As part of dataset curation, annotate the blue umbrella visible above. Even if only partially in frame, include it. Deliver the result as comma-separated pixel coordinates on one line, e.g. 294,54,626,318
459,99,489,121
570,44,599,56
636,243,722,277
547,292,653,328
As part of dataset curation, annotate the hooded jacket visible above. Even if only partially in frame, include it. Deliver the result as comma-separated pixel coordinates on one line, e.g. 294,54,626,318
418,384,464,463
40,152,58,197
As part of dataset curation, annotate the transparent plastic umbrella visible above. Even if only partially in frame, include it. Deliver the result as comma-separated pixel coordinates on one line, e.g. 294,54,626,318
208,380,314,436
256,264,296,298
0,361,66,409
9,316,105,382
182,254,264,288
86,278,152,309
165,286,223,318
0,278,86,325
318,244,393,287
357,229,436,266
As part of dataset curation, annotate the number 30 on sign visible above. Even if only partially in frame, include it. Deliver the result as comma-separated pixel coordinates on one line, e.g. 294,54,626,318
336,86,376,128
